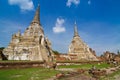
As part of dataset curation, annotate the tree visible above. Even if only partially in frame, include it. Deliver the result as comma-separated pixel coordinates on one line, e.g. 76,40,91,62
0,47,5,51
117,50,120,55
52,50,60,55
0,47,8,60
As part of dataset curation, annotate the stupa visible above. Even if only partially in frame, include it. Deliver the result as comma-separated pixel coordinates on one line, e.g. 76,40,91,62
68,22,98,61
3,5,53,61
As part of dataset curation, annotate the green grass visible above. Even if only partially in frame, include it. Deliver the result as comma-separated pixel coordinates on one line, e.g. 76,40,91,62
0,68,59,80
58,63,110,69
0,62,111,80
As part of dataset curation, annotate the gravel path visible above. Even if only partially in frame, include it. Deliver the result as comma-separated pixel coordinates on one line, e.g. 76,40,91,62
59,74,96,80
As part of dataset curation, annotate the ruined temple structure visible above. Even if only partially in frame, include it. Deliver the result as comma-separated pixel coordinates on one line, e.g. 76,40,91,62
68,22,98,61
3,5,53,61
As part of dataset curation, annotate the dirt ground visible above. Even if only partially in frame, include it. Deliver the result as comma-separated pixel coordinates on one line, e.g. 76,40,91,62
58,74,97,80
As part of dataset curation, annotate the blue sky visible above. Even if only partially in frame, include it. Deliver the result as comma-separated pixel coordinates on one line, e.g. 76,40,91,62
0,0,120,56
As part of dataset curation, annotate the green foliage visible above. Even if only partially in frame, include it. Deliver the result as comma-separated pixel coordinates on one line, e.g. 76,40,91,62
0,47,8,60
52,50,60,55
0,47,5,51
0,47,4,54
0,68,59,80
117,50,120,56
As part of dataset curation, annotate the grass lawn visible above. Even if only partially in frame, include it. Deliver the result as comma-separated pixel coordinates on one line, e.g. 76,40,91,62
0,62,111,80
58,63,110,69
0,68,59,80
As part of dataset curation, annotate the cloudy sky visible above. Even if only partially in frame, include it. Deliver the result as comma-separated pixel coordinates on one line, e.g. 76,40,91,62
0,0,120,56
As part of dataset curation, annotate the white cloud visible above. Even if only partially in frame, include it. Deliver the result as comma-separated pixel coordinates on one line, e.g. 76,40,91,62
88,0,91,5
8,0,34,11
53,18,66,33
66,0,80,7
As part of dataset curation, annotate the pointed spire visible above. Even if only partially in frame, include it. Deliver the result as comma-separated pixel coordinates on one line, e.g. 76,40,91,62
31,4,40,25
17,29,21,36
74,21,79,37
18,29,21,33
